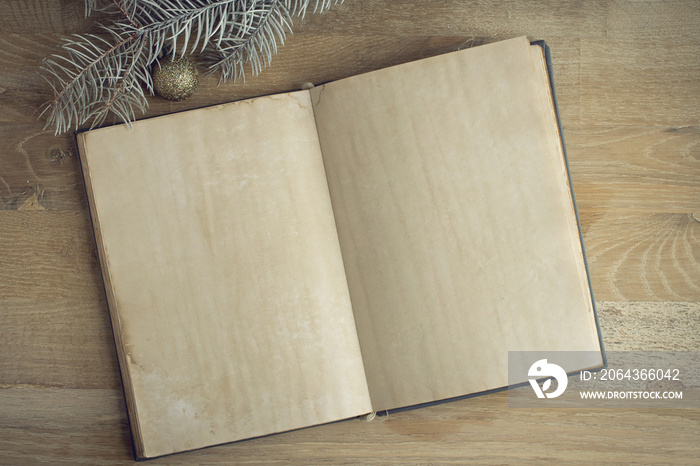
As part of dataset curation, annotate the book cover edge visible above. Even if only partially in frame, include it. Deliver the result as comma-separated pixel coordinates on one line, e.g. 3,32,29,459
531,39,607,368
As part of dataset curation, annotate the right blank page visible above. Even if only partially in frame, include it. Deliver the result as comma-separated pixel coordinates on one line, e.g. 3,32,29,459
310,36,602,411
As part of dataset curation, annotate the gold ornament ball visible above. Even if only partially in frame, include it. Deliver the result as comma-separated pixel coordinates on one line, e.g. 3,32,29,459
153,57,199,101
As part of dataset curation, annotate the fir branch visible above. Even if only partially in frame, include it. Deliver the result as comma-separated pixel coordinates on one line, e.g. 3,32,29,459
204,0,292,82
40,0,343,135
40,29,149,134
206,0,342,82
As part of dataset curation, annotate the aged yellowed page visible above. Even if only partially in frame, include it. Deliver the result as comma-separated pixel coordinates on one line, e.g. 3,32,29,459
78,91,371,458
310,37,602,411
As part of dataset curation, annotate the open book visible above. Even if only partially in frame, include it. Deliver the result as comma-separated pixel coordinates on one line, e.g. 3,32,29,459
77,37,603,458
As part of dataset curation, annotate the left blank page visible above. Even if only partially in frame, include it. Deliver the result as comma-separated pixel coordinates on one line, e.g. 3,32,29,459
78,91,371,458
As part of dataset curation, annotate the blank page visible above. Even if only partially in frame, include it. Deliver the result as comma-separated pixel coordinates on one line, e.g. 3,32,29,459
78,91,371,458
310,37,602,411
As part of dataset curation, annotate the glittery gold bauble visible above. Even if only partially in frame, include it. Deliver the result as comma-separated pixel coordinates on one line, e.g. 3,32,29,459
152,57,199,101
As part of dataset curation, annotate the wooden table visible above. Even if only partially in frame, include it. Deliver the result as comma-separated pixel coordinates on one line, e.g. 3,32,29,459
1,1,698,463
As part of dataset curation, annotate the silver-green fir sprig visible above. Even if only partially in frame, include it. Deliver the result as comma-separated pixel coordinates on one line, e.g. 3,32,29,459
40,0,343,135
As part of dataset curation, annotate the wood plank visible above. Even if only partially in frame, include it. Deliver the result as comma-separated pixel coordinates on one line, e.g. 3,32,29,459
539,36,581,126
566,125,700,213
0,211,120,389
597,301,700,351
1,386,697,464
581,212,700,301
0,0,86,34
0,34,62,123
580,40,700,126
6,0,698,42
0,123,86,211
606,0,700,41
0,0,613,38
296,0,609,39
0,0,112,35
0,388,133,463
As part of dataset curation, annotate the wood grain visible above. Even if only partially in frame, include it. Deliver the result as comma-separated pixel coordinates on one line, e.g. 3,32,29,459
295,0,610,39
0,123,86,211
605,0,700,41
582,212,700,301
567,126,700,214
1,0,699,463
597,301,700,351
580,40,700,126
0,211,120,389
0,0,89,34
1,382,698,465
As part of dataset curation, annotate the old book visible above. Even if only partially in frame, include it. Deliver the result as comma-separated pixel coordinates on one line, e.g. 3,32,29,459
76,36,604,458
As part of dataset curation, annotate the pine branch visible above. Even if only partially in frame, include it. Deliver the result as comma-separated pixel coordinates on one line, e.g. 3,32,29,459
206,0,342,82
40,0,343,135
203,0,292,82
40,29,150,134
